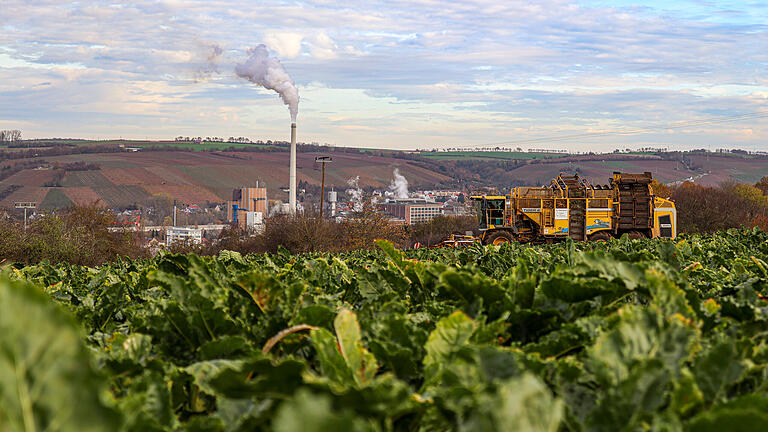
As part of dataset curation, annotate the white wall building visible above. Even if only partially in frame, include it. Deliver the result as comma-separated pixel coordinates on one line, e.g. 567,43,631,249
166,227,203,245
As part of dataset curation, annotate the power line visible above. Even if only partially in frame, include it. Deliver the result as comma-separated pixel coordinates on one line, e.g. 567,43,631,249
454,110,768,149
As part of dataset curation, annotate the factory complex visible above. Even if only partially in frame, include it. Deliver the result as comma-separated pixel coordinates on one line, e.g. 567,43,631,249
227,186,268,230
378,198,444,225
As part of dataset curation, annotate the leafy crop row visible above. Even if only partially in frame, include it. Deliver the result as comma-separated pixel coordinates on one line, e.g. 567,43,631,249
3,228,768,431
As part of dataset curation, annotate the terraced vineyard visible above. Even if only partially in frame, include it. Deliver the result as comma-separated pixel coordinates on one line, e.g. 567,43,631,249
3,229,768,430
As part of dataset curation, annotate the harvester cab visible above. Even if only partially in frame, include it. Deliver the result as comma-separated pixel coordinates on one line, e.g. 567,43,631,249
470,171,677,245
475,196,507,230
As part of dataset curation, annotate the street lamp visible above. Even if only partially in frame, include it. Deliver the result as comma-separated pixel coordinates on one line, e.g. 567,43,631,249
14,201,36,233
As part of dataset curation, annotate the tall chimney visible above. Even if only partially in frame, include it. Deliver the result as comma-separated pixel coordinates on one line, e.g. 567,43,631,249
289,122,297,214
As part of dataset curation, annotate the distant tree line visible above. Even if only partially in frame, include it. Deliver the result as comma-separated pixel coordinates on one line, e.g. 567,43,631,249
0,130,21,143
174,136,254,143
41,162,100,187
57,161,100,171
0,144,122,162
0,184,22,201
653,177,768,233
43,170,66,187
0,203,146,266
172,206,458,255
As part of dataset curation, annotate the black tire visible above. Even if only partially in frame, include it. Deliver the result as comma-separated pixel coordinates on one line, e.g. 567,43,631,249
588,231,612,242
627,230,649,239
483,230,515,246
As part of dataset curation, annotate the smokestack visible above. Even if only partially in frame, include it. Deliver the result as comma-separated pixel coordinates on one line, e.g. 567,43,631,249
289,123,297,214
235,45,300,213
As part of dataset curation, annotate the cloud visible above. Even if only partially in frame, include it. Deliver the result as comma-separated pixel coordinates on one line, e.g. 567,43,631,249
264,32,304,59
0,0,765,151
307,32,338,60
193,43,224,82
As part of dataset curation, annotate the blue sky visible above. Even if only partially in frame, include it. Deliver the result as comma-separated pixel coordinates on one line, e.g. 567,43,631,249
0,0,766,151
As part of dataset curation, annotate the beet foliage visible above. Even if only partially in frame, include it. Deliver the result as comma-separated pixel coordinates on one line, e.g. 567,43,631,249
5,228,768,431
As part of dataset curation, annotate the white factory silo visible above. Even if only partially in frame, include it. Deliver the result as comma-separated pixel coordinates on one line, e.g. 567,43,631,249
328,190,338,217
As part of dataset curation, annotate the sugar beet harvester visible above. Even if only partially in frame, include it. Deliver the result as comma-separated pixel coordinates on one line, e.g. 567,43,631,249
469,172,676,245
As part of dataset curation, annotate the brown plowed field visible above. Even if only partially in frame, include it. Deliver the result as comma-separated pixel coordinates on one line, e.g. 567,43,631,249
0,186,49,207
102,168,167,185
62,171,116,188
2,169,56,187
141,185,221,204
90,185,151,208
64,187,104,206
144,166,196,186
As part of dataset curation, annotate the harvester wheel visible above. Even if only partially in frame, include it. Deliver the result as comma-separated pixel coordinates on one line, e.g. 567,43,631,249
627,230,649,239
485,230,515,245
588,231,612,242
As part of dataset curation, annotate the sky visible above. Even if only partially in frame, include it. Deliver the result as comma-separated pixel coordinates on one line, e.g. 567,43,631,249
0,0,766,152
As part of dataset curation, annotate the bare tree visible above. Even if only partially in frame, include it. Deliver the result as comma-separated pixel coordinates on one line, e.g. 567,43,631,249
0,130,22,144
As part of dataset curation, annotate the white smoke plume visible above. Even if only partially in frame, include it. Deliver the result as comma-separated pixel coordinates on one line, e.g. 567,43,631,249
389,168,409,199
269,201,282,217
346,176,363,212
235,44,299,122
194,43,224,82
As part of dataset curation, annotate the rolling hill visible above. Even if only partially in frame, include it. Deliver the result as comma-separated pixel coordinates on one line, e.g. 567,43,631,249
0,149,453,209
1,142,766,210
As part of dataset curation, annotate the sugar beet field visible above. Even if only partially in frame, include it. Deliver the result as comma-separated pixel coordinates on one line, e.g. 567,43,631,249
3,229,768,431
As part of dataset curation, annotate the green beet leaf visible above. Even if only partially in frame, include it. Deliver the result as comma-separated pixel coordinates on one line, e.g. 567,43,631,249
309,309,379,388
462,373,564,432
424,310,477,381
686,395,768,431
0,276,121,431
273,389,377,432
335,308,379,386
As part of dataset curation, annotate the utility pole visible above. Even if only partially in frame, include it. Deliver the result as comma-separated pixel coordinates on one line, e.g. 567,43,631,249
315,156,332,217
14,202,36,233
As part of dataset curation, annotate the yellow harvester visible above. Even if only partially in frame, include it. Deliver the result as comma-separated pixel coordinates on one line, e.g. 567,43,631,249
470,172,676,245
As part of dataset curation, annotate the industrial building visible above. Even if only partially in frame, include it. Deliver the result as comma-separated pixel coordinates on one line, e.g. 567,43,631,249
236,210,264,231
378,198,443,225
227,186,267,223
166,227,203,245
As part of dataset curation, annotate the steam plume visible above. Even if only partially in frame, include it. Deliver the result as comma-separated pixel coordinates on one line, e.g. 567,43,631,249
389,168,409,199
194,43,223,82
346,176,363,212
235,44,299,121
269,201,282,217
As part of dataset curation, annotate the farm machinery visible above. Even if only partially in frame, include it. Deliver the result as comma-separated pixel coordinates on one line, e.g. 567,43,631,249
441,172,676,246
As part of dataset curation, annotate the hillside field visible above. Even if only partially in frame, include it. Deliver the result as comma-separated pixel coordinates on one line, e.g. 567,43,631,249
420,151,768,186
0,149,452,208
1,144,767,209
